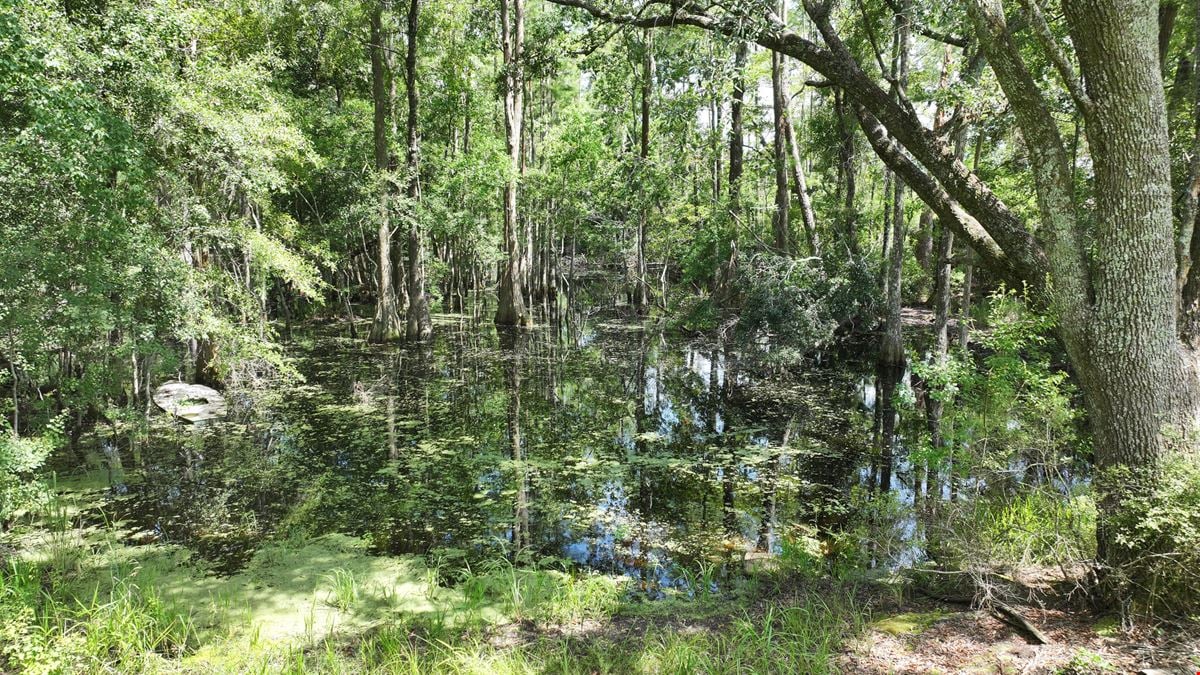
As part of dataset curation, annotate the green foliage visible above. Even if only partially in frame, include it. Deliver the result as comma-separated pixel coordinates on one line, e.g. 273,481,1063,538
0,435,51,525
0,560,195,674
1,0,325,436
1101,458,1200,617
912,289,1096,575
913,287,1082,478
735,253,877,356
1056,648,1116,674
934,488,1097,570
0,415,61,525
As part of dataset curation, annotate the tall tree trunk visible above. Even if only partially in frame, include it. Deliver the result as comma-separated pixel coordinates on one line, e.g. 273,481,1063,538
1176,0,1200,320
880,1,910,369
771,3,791,256
1159,1,1180,70
1059,0,1200,588
369,1,403,342
718,42,748,296
404,0,432,341
633,29,653,309
958,259,973,349
926,45,964,466
784,114,820,257
874,0,911,493
496,0,532,326
835,90,859,255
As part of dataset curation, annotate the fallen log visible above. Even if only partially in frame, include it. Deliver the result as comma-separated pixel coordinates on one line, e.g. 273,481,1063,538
991,600,1051,645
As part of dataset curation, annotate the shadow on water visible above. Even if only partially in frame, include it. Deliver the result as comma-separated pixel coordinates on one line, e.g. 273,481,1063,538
68,287,975,594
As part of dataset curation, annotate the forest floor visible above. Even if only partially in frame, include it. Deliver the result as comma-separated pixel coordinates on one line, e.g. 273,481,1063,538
464,585,1199,674
6,508,1198,673
3,469,1197,673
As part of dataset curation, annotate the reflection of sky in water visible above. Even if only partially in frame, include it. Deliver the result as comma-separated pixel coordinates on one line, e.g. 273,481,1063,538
75,302,1085,587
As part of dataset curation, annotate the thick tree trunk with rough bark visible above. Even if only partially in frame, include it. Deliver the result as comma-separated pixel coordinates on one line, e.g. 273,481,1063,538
1060,0,1200,574
369,1,404,343
496,0,532,327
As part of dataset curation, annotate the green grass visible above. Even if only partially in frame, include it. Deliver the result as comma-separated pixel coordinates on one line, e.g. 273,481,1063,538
0,532,866,674
0,568,863,673
0,488,869,674
322,568,360,612
228,592,863,674
0,558,197,673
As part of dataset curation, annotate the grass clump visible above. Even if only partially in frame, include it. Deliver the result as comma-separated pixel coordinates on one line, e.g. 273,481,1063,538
454,555,625,626
0,559,196,674
958,488,1096,568
322,568,360,612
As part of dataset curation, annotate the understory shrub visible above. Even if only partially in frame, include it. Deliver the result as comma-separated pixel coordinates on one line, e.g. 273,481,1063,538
929,487,1096,573
735,253,876,356
1100,458,1200,617
0,417,60,527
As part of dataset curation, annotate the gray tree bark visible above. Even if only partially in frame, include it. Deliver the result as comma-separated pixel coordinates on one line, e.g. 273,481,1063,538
633,29,653,309
404,0,432,341
369,1,404,343
783,113,820,257
496,0,532,327
771,1,792,256
717,41,748,296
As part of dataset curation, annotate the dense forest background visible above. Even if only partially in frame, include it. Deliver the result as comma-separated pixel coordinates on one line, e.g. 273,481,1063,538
2,0,1200,671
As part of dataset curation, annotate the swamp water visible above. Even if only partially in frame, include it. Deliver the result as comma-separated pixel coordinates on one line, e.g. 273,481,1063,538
67,305,941,597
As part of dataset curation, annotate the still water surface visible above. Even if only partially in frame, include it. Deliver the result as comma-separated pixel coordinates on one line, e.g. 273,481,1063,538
81,304,932,595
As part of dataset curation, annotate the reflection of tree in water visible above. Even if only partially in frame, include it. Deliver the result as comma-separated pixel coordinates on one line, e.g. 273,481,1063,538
871,361,903,493
94,311,883,580
500,328,531,553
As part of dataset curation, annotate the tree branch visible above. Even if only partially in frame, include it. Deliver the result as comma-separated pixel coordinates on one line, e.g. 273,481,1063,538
854,105,1024,287
547,0,1051,294
968,0,1093,317
1018,0,1092,113
880,0,969,48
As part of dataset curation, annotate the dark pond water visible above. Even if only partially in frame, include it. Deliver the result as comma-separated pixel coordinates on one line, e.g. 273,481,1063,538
73,298,949,594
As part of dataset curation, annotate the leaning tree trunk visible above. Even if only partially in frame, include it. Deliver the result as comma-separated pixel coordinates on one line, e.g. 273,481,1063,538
495,0,532,327
403,0,432,341
784,114,820,257
368,1,403,342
